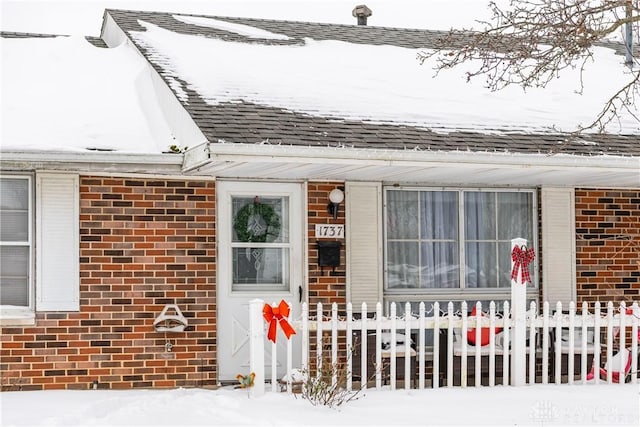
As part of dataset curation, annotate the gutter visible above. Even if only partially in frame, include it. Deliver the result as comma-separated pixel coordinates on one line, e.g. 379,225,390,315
1,150,184,175
184,141,640,173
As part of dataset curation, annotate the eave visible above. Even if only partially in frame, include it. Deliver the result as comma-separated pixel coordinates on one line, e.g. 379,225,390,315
183,142,640,188
0,151,184,176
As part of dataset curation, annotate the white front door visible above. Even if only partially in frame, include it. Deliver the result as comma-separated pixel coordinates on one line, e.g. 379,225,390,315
217,180,304,382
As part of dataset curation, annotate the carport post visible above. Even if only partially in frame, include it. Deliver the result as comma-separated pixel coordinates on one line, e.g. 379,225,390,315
510,238,528,386
249,298,265,397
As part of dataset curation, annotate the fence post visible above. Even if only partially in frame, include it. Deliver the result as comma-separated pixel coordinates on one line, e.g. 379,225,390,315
249,298,265,397
510,237,528,386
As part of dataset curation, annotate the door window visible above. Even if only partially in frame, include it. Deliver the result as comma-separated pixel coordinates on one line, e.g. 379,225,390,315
230,195,290,292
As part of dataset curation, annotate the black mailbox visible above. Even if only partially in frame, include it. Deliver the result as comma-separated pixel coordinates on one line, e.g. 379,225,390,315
317,240,341,270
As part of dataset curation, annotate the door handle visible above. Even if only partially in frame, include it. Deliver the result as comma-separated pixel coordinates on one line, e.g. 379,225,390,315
298,285,303,303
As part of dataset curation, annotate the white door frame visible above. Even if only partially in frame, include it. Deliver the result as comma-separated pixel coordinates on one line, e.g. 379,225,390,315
216,180,305,382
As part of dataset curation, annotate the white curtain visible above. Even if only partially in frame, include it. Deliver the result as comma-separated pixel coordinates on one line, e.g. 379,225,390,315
386,190,533,291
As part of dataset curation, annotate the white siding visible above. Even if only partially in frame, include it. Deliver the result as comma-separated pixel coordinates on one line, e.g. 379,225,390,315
36,173,79,311
346,182,382,310
541,187,576,306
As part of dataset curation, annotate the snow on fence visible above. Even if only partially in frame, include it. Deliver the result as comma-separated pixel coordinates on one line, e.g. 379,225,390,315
249,299,639,396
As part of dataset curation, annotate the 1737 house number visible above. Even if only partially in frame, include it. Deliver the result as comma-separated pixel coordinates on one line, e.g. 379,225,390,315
314,224,345,238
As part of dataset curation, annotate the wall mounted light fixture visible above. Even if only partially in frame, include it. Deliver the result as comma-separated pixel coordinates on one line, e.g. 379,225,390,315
327,187,345,220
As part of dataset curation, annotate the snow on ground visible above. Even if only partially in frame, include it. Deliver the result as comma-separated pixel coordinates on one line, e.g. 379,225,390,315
0,383,638,426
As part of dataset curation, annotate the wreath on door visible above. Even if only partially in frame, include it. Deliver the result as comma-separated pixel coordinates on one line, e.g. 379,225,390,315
233,199,281,243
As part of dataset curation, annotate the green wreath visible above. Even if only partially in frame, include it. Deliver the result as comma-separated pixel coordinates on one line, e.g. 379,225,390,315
233,201,281,242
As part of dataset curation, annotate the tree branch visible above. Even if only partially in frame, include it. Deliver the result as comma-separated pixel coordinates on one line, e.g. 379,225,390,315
418,0,640,133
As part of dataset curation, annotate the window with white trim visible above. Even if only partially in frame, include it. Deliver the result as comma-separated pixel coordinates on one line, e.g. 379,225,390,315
1,172,79,324
230,195,291,292
384,187,537,304
0,176,32,308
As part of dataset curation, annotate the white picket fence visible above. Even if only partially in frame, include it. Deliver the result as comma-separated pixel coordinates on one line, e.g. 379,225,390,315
248,299,639,396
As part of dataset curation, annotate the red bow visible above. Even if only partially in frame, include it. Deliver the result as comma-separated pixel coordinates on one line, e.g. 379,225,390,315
263,300,296,343
511,245,535,284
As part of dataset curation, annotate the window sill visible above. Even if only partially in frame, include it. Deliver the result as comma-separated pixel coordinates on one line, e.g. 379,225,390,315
0,307,36,326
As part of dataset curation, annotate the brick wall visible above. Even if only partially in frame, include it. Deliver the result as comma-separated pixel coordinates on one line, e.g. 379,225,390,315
307,182,347,363
1,176,216,390
575,189,640,307
307,182,347,312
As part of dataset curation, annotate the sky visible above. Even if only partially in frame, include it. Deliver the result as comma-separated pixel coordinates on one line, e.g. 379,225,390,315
1,382,638,426
0,0,508,36
1,0,639,155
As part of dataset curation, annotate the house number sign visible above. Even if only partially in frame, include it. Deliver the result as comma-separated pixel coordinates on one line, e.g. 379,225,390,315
315,224,344,238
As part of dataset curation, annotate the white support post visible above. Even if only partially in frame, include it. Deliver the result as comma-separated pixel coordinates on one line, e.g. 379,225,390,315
567,302,575,385
331,303,338,387
510,237,528,386
541,301,549,385
460,301,468,388
404,302,411,391
361,303,368,390
502,301,510,385
301,302,309,393
375,302,382,390
580,301,589,384
249,299,265,398
390,302,397,391
528,301,537,385
489,301,496,387
554,302,562,384
631,302,638,385
418,302,425,390
447,302,454,387
433,301,440,389
271,337,277,392
346,302,353,391
618,302,627,384
593,302,601,385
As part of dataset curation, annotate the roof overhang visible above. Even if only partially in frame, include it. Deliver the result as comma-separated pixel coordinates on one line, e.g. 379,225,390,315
0,151,184,175
183,142,640,187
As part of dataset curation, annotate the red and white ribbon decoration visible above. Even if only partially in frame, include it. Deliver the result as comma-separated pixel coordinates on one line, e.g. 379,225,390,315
511,245,535,284
263,300,296,343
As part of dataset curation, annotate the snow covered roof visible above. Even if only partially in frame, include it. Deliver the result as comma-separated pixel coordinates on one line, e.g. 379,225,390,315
1,3,638,186
0,31,178,156
102,10,640,156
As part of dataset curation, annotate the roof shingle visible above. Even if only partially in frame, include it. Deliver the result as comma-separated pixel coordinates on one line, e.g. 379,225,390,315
104,9,640,158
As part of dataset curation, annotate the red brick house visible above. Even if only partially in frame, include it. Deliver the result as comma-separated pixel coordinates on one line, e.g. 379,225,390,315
1,9,638,390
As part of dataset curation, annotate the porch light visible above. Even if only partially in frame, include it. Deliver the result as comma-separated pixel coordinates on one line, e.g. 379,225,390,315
327,187,344,220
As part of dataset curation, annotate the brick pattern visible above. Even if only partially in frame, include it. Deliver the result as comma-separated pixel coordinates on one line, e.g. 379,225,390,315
307,182,347,312
1,177,216,391
307,182,348,365
575,189,640,307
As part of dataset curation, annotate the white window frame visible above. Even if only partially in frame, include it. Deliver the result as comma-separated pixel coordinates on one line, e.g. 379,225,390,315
1,172,79,325
218,180,302,296
383,186,538,306
0,174,35,324
230,194,291,292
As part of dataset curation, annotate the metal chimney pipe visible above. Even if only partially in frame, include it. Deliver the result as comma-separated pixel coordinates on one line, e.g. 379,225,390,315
352,5,372,26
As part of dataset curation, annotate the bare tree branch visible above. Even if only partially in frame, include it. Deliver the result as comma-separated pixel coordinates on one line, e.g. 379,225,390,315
418,0,640,133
